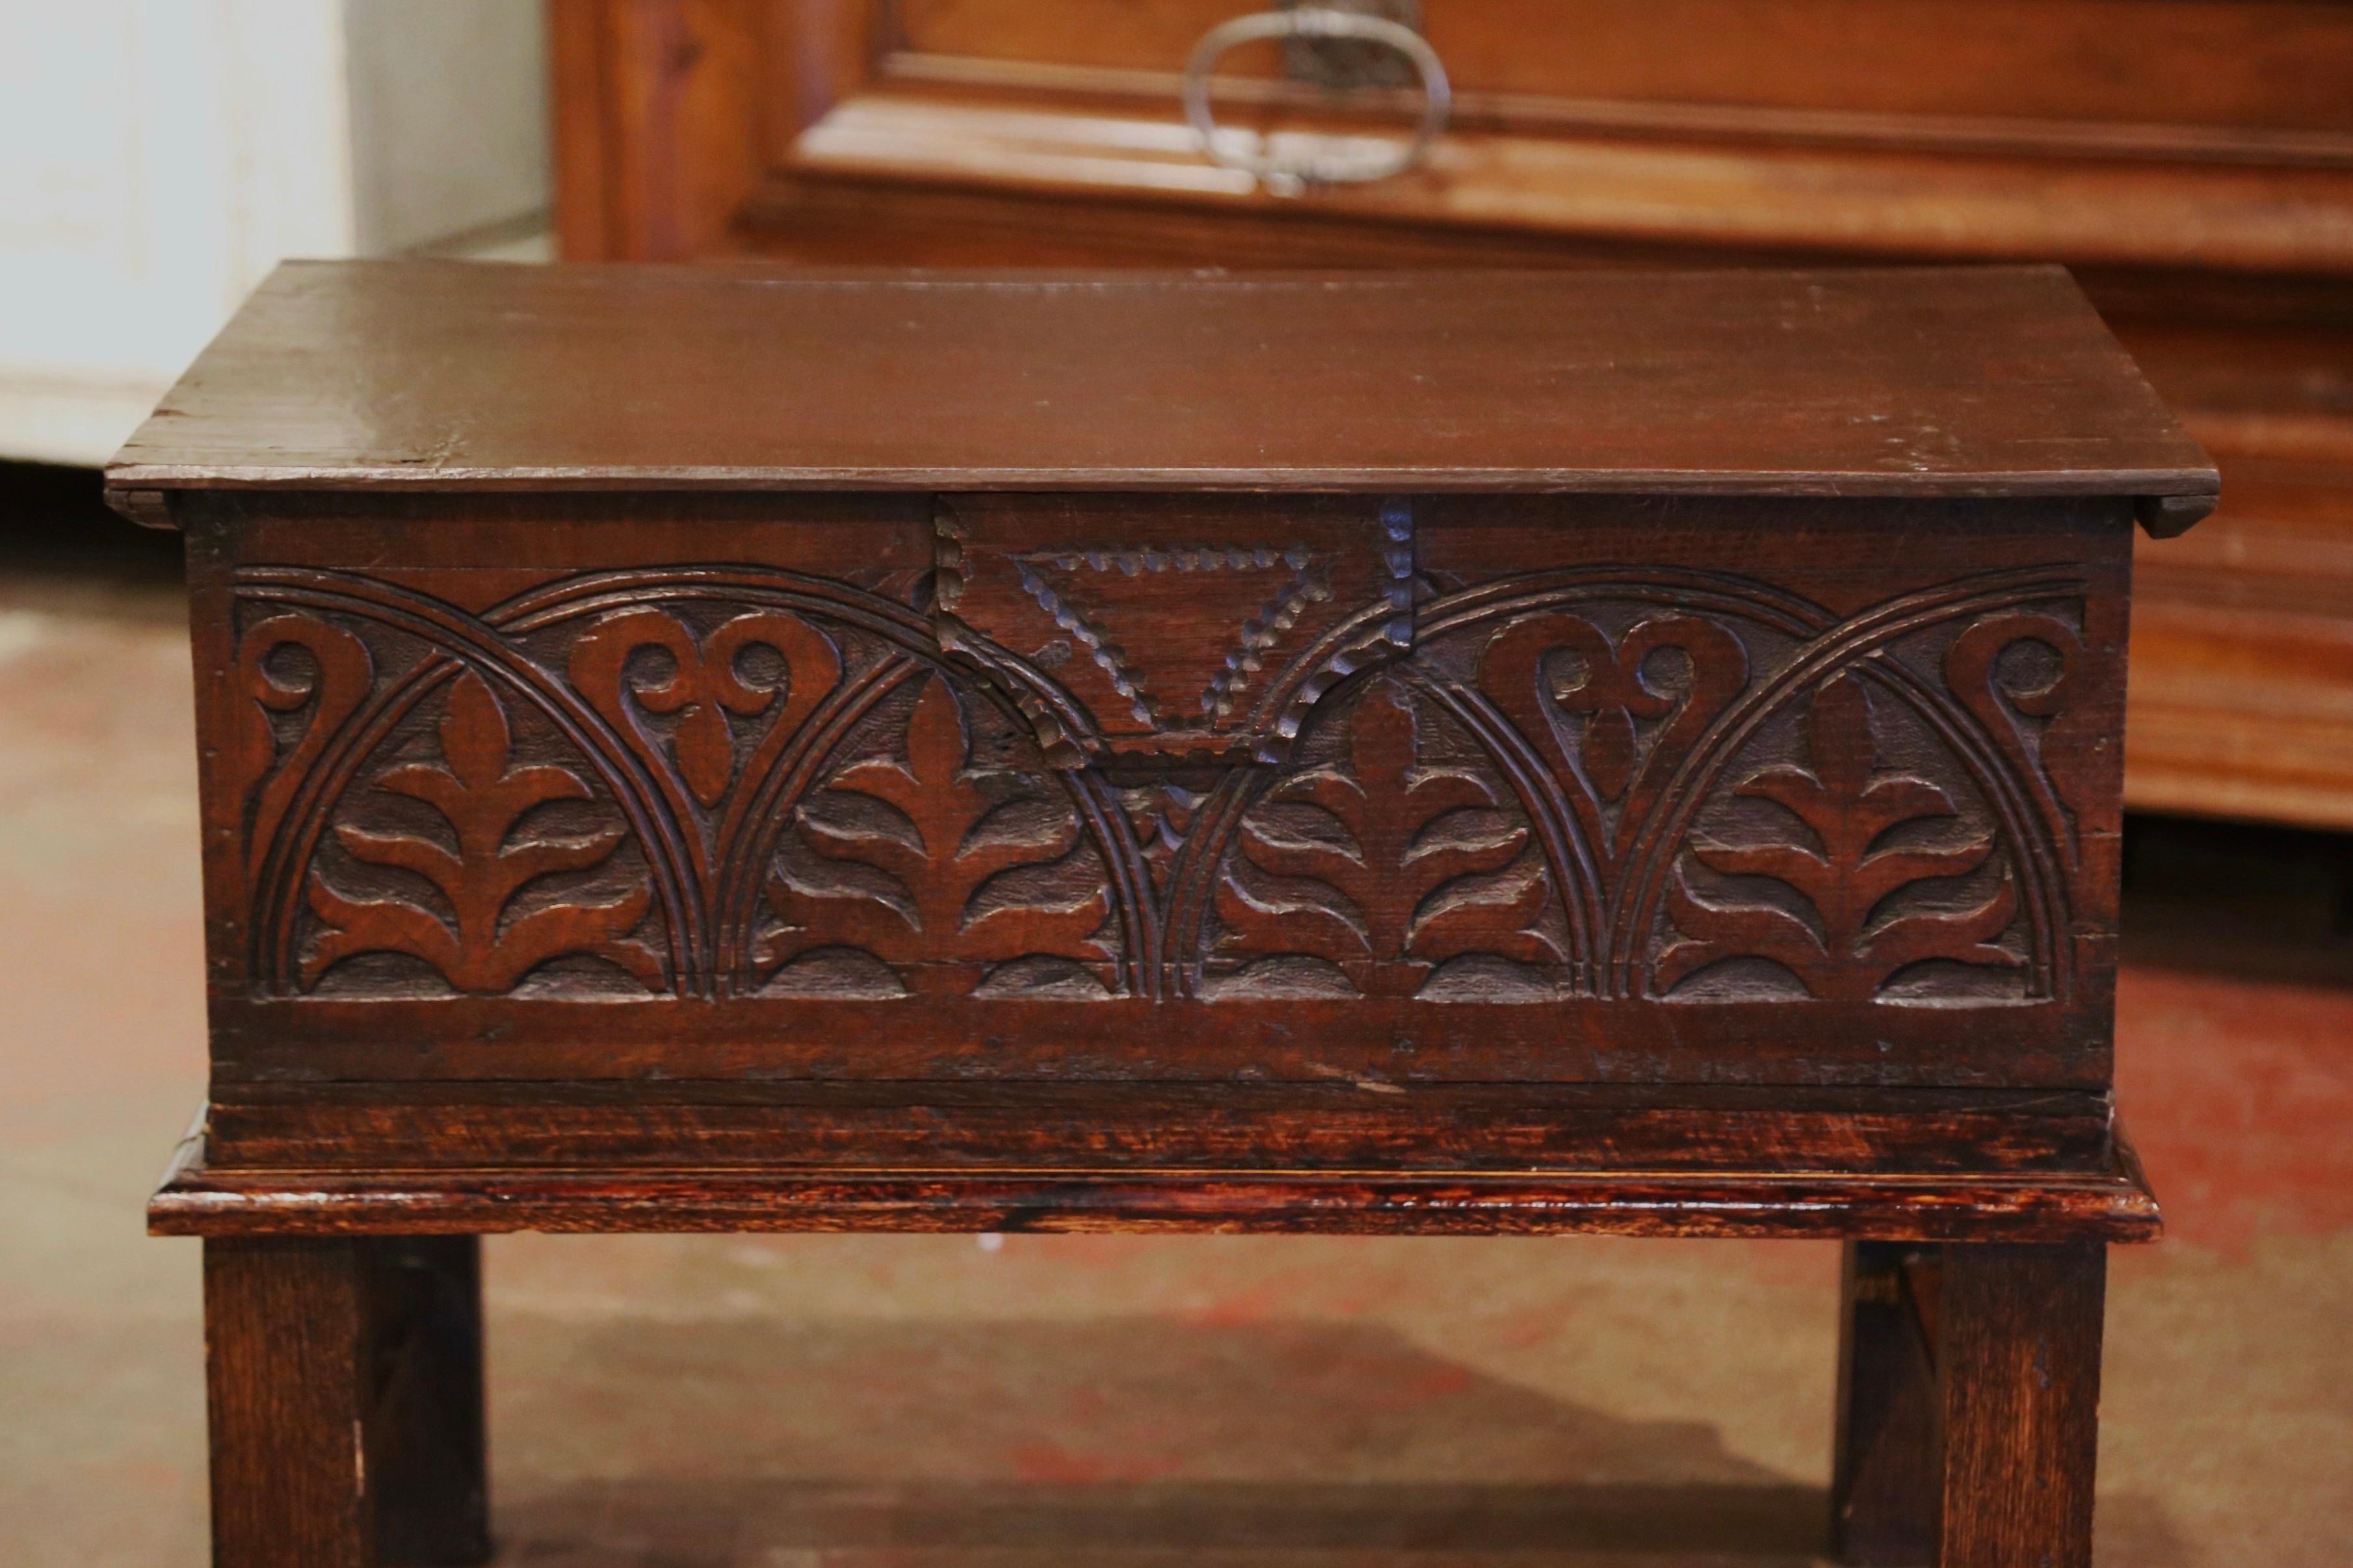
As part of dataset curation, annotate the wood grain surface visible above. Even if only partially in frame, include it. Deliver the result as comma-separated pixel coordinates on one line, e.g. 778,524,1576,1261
131,238,2181,1568
204,1239,376,1567
107,263,2213,510
196,1082,2116,1175
1936,1242,2107,1567
129,264,2173,1249
152,1130,2161,1241
1832,1241,1943,1564
170,490,2134,1100
546,0,2349,838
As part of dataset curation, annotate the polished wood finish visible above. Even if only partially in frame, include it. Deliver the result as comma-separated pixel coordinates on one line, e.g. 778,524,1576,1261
109,263,2210,506
205,1240,376,1568
1936,1244,2107,1567
546,0,2353,829
882,0,2353,155
204,1236,490,1568
115,262,2196,1210
549,0,767,263
189,1082,2120,1174
547,0,2353,273
127,261,2185,1564
153,1142,2160,1242
2118,317,2353,824
1830,1241,2109,1567
148,468,2153,1108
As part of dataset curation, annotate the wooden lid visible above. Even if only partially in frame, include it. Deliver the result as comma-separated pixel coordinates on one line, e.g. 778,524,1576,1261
107,260,2215,530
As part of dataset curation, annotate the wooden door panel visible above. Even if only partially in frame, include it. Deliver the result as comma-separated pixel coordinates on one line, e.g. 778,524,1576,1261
886,0,2353,146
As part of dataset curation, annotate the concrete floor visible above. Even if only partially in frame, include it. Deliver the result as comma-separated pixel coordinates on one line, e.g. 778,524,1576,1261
2,492,2348,1565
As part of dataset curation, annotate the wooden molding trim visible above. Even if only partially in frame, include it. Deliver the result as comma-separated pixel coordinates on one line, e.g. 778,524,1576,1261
790,92,2353,274
150,1126,2163,1240
876,49,2353,174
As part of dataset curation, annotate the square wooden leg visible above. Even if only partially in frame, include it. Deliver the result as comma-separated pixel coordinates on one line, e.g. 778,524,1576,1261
1936,1242,2106,1568
204,1236,491,1568
1833,1241,2107,1568
369,1238,492,1567
1832,1241,1941,1565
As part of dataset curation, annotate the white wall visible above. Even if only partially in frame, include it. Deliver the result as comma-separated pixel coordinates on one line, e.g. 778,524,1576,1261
0,0,548,468
345,0,549,255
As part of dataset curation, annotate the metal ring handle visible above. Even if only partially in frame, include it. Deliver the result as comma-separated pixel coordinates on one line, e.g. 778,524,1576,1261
1183,8,1451,194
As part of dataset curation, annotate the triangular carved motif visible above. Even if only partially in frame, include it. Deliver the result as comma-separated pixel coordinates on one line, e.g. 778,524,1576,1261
1015,545,1332,729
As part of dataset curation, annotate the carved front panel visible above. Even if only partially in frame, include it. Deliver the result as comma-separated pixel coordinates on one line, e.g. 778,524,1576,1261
1192,571,2098,1007
224,556,1127,1002
200,494,2129,1082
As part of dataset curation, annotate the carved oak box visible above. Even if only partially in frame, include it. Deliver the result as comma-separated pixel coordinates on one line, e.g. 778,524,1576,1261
115,261,2213,1235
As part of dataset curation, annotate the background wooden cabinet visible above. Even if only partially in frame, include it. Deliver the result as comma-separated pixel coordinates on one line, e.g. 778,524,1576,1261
550,0,2353,829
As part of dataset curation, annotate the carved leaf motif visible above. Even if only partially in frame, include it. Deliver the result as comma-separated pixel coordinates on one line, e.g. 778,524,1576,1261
1656,671,2018,1000
231,615,373,878
1217,683,1557,997
763,672,1110,997
304,669,661,991
569,608,841,810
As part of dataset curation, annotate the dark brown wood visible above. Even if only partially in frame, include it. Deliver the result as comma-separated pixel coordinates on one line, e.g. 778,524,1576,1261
125,270,2185,1224
120,265,2185,1222
198,1082,2116,1174
151,1132,2161,1242
133,261,2174,1566
205,1238,376,1568
155,485,2138,1103
1832,1240,2109,1565
203,1237,492,1568
937,493,1416,764
204,995,2112,1089
1936,1243,2107,1567
366,1238,490,1568
108,263,2213,510
1832,1242,1941,1565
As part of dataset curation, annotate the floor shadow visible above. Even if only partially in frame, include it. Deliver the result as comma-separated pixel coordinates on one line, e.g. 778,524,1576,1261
497,1478,1828,1565
489,1313,1828,1566
486,1311,2191,1567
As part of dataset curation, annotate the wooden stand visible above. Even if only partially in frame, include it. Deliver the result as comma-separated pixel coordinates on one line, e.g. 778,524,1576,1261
113,263,2202,1567
202,1235,488,1568
1834,1242,2110,1567
159,1130,2149,1568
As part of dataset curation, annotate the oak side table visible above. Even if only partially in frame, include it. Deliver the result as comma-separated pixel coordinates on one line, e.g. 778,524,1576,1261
110,262,2215,1568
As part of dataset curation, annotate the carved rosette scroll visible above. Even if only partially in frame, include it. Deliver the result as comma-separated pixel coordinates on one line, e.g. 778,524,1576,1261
224,552,2101,1011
